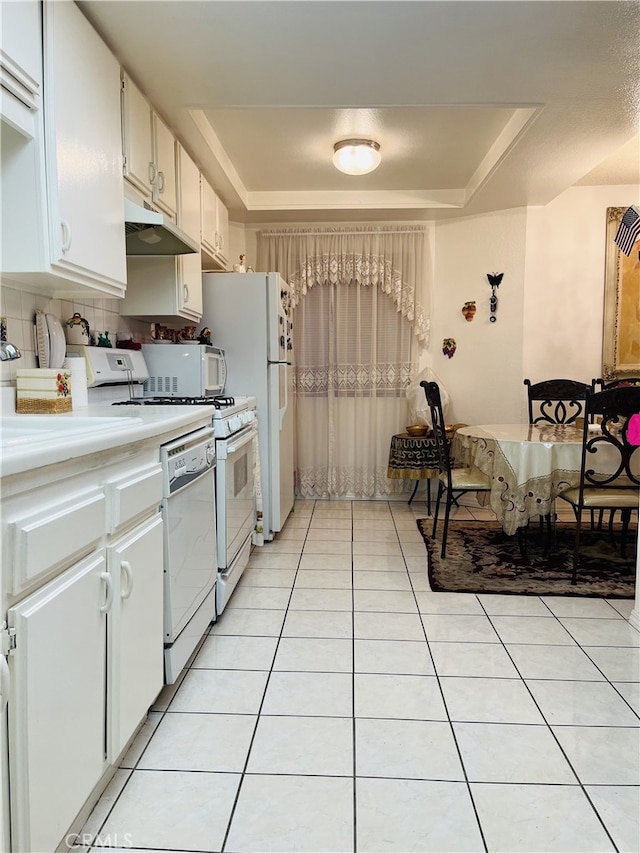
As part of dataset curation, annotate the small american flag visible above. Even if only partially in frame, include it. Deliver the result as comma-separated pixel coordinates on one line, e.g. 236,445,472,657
614,204,640,255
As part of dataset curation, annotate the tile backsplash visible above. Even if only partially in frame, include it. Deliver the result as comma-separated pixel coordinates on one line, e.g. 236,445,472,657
0,284,152,386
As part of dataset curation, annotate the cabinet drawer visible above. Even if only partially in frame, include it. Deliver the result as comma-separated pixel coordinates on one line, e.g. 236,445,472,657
11,489,105,592
105,464,163,534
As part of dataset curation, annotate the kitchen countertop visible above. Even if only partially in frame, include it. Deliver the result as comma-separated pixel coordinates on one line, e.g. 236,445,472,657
0,400,215,478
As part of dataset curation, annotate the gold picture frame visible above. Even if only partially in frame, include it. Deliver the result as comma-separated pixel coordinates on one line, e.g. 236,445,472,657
602,207,640,380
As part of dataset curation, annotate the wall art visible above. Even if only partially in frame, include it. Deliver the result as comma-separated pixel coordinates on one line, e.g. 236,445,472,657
442,338,457,358
603,207,640,380
486,272,503,322
461,301,476,321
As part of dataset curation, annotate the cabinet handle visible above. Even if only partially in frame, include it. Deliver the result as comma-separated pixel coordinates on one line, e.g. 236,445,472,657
100,571,114,613
214,231,219,250
148,161,157,186
0,655,10,713
60,219,72,252
183,284,189,304
157,171,165,194
120,560,133,599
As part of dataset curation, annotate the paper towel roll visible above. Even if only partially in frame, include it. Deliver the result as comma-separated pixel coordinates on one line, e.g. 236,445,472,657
62,356,88,409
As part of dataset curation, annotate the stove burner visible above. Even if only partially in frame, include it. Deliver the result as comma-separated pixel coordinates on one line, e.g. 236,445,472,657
113,395,236,408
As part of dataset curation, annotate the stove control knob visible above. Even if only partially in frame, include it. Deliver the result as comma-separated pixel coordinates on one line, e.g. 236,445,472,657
229,415,242,432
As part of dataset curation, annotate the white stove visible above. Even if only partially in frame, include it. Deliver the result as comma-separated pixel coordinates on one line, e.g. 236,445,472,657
85,341,258,617
114,392,259,615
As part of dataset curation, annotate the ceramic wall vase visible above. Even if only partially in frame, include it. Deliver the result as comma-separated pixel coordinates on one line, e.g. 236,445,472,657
442,337,457,359
461,301,476,321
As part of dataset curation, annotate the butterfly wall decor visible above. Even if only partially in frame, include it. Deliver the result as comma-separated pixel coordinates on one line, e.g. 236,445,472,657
486,272,504,322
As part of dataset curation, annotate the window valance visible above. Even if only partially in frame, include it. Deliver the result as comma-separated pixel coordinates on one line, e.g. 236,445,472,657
257,225,430,347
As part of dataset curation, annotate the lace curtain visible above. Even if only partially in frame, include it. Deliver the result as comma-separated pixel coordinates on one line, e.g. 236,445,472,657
257,226,430,498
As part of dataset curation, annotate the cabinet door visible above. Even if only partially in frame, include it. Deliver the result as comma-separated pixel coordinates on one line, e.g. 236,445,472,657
45,0,126,289
1,0,42,137
177,143,201,243
179,251,203,320
215,195,229,267
201,176,217,257
8,550,109,853
108,514,164,759
152,113,177,217
121,72,153,199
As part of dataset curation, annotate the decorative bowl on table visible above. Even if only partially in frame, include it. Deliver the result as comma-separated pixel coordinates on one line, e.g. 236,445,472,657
406,424,429,437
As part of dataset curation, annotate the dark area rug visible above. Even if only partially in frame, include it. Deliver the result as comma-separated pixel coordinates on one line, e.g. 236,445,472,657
416,519,636,598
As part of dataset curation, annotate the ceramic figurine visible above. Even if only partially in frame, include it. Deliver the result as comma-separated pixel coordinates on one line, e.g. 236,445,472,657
233,254,247,273
442,337,457,359
461,301,476,322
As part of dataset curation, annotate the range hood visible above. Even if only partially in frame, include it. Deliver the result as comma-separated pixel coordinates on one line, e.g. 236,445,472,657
124,198,199,256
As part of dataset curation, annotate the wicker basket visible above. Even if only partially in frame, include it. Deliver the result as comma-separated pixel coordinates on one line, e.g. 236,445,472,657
16,397,73,414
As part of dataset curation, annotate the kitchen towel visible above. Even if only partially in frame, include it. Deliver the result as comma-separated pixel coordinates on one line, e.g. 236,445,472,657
62,356,88,408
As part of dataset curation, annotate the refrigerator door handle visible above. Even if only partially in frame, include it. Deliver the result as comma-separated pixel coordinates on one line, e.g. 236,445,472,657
280,361,288,429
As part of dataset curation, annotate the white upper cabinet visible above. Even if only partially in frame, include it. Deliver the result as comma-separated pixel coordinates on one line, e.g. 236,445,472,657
1,0,42,138
120,72,153,201
0,0,127,297
121,72,177,218
177,143,201,243
153,112,177,217
201,176,229,270
122,143,203,321
177,144,203,317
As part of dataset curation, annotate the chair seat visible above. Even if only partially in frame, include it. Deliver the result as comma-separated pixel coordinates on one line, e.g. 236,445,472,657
559,487,640,508
441,468,492,491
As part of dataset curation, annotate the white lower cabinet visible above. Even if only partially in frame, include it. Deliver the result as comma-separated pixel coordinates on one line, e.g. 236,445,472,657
2,452,166,851
108,514,164,759
7,550,109,853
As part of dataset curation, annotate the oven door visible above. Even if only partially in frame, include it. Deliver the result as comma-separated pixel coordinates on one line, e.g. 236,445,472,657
215,423,256,571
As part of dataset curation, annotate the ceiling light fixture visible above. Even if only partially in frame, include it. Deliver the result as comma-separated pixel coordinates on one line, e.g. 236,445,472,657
332,139,381,175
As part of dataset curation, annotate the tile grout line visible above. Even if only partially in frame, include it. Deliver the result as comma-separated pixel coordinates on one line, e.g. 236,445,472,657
219,500,315,852
394,503,491,853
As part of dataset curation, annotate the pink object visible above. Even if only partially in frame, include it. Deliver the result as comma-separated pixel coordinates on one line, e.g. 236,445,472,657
628,412,640,445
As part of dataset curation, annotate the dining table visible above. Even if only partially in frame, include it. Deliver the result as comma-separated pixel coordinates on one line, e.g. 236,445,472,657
452,422,588,535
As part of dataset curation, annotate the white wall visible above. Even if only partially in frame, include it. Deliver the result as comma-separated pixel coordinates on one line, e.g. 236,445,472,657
523,185,639,385
428,208,527,425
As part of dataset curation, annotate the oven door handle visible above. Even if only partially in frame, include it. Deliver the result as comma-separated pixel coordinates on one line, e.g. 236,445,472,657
225,426,257,455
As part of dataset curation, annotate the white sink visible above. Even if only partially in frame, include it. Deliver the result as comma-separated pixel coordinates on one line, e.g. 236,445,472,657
0,415,144,448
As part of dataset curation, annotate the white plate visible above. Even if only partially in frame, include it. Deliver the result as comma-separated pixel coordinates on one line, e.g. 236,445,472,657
46,314,66,369
35,311,49,369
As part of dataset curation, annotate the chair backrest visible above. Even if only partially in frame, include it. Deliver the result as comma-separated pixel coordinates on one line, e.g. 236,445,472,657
524,378,591,425
420,380,452,479
599,377,640,390
578,385,640,493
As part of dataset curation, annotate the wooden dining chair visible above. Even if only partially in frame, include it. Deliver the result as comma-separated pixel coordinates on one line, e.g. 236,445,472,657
420,380,491,558
524,378,592,425
557,385,640,583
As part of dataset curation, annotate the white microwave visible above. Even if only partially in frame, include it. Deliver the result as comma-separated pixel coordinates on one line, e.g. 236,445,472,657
140,344,227,397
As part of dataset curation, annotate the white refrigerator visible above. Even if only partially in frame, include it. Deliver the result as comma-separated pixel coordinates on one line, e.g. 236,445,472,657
202,272,295,540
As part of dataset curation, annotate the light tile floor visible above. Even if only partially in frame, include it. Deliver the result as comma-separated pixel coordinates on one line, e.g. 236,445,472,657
79,498,639,853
